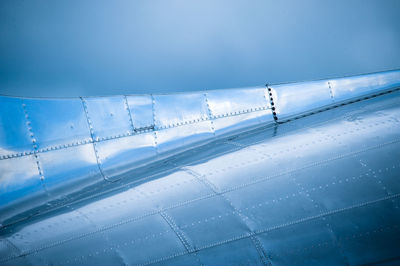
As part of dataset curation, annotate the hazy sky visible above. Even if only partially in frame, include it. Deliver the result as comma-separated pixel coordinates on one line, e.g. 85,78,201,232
0,0,399,97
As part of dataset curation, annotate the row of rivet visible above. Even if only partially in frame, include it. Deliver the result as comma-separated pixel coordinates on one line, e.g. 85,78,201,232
0,100,271,160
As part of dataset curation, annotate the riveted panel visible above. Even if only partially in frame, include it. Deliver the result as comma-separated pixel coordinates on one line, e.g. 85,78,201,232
22,98,92,151
329,70,400,102
326,199,400,265
95,133,156,181
0,240,19,262
3,209,118,266
258,218,345,265
101,214,187,265
77,170,213,228
224,174,322,232
0,155,46,225
3,209,96,254
196,237,265,266
212,109,274,137
156,121,214,154
83,96,133,140
165,196,251,248
154,252,199,265
38,143,103,198
205,87,270,118
298,150,390,212
133,170,214,209
153,93,209,129
0,96,33,158
269,80,332,120
23,232,123,266
126,95,154,130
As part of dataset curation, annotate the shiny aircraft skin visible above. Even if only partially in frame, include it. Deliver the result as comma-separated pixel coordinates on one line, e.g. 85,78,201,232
1,70,400,265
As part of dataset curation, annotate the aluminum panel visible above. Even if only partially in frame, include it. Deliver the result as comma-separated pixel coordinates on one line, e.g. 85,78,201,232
224,175,322,232
327,199,400,265
186,147,272,191
154,253,199,265
330,70,400,102
0,97,32,157
102,214,187,265
23,232,123,266
0,155,46,225
95,133,156,181
133,170,213,209
22,98,91,151
3,210,96,254
165,196,251,248
6,210,118,266
156,121,214,154
258,218,345,265
270,80,332,120
38,144,103,198
83,96,133,140
78,171,213,228
196,238,265,265
205,87,270,117
126,95,154,130
153,93,209,129
212,109,274,137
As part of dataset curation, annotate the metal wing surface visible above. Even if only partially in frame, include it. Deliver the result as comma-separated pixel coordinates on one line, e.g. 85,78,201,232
1,70,400,265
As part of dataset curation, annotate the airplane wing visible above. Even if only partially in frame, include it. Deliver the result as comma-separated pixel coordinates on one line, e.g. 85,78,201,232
1,70,400,265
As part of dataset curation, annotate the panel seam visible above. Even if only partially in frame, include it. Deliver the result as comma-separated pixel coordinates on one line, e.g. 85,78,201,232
265,84,278,121
204,93,216,135
123,95,135,134
150,94,159,154
1,87,398,161
2,144,399,263
21,101,47,192
137,193,400,266
327,81,334,102
80,97,111,182
183,168,272,265
0,107,271,160
2,133,398,232
159,211,203,265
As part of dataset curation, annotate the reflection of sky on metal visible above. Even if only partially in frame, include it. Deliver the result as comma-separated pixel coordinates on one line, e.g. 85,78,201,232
0,0,399,97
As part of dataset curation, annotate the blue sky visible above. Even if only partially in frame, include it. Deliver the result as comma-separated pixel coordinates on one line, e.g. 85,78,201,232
0,0,399,97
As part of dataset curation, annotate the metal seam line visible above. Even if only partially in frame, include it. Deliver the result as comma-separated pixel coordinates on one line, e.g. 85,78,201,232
80,97,111,183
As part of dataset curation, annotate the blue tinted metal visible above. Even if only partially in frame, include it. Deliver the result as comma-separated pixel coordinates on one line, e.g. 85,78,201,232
1,70,400,265
269,79,332,120
258,218,345,265
0,155,46,224
196,238,266,265
211,109,274,136
329,69,400,102
206,87,274,136
153,93,209,129
0,97,32,158
126,95,154,130
156,121,214,154
82,96,133,140
95,133,156,181
22,98,92,151
153,93,214,153
206,87,270,117
38,144,103,198
165,196,251,247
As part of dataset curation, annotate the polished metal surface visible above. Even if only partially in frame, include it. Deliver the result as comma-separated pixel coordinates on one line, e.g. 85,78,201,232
1,70,400,265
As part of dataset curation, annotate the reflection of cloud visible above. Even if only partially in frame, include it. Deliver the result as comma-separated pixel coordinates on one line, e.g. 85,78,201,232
0,156,39,188
0,147,17,156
